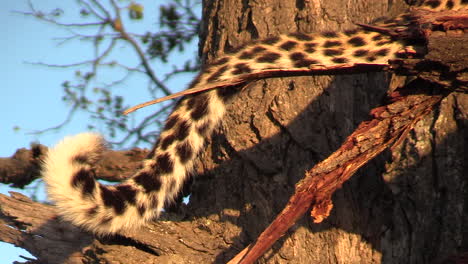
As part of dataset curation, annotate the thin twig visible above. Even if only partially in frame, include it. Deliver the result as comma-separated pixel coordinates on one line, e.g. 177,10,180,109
108,0,172,96
123,63,389,115
29,104,79,135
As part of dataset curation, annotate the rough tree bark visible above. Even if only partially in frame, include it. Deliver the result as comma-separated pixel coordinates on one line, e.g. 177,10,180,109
0,0,466,263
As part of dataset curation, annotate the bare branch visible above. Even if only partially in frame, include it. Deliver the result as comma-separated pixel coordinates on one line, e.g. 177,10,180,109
14,10,106,27
107,0,172,95
77,0,109,21
16,0,201,146
29,104,79,134
15,0,107,27
53,30,118,46
88,0,112,19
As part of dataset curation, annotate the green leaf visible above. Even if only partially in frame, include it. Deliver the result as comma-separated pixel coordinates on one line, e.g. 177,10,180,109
129,2,144,20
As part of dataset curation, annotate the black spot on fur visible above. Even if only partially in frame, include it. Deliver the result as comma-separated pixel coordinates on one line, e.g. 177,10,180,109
289,32,313,41
353,49,369,57
160,134,176,151
446,0,454,9
174,120,190,141
344,29,359,36
304,43,317,53
137,203,146,216
212,57,229,66
290,52,305,61
280,41,298,51
290,52,319,67
424,0,441,8
322,31,338,38
232,63,252,75
376,40,390,46
375,48,389,57
72,168,96,197
187,94,202,109
207,65,229,82
189,94,209,120
72,154,89,164
134,171,162,193
332,57,348,64
239,51,254,60
176,141,193,164
116,185,137,205
100,216,112,225
256,52,281,63
298,59,319,68
261,36,280,45
323,49,343,56
100,185,125,215
372,35,383,41
156,153,174,174
196,123,211,137
366,56,377,62
348,37,366,47
323,40,342,48
164,114,180,131
87,206,98,217
251,46,267,53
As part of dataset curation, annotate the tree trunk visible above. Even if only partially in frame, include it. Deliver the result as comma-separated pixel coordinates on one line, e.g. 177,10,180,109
0,0,466,263
188,0,467,263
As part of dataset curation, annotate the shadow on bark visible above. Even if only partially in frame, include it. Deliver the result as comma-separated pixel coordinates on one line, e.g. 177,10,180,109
0,75,466,263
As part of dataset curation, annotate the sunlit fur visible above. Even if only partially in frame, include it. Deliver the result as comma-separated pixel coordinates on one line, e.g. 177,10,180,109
42,0,466,235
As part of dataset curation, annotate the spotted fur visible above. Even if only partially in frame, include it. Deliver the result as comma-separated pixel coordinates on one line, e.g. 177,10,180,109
42,0,467,235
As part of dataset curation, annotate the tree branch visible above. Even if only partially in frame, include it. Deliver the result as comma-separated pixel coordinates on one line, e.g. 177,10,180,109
108,0,172,96
0,144,148,188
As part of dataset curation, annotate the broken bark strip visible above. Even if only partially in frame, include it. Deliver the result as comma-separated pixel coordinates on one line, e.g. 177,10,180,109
230,80,447,264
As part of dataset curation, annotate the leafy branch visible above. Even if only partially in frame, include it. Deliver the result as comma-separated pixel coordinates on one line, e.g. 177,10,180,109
16,0,201,147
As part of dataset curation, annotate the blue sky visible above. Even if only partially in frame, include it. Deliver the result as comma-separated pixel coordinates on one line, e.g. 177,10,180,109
1,1,198,262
